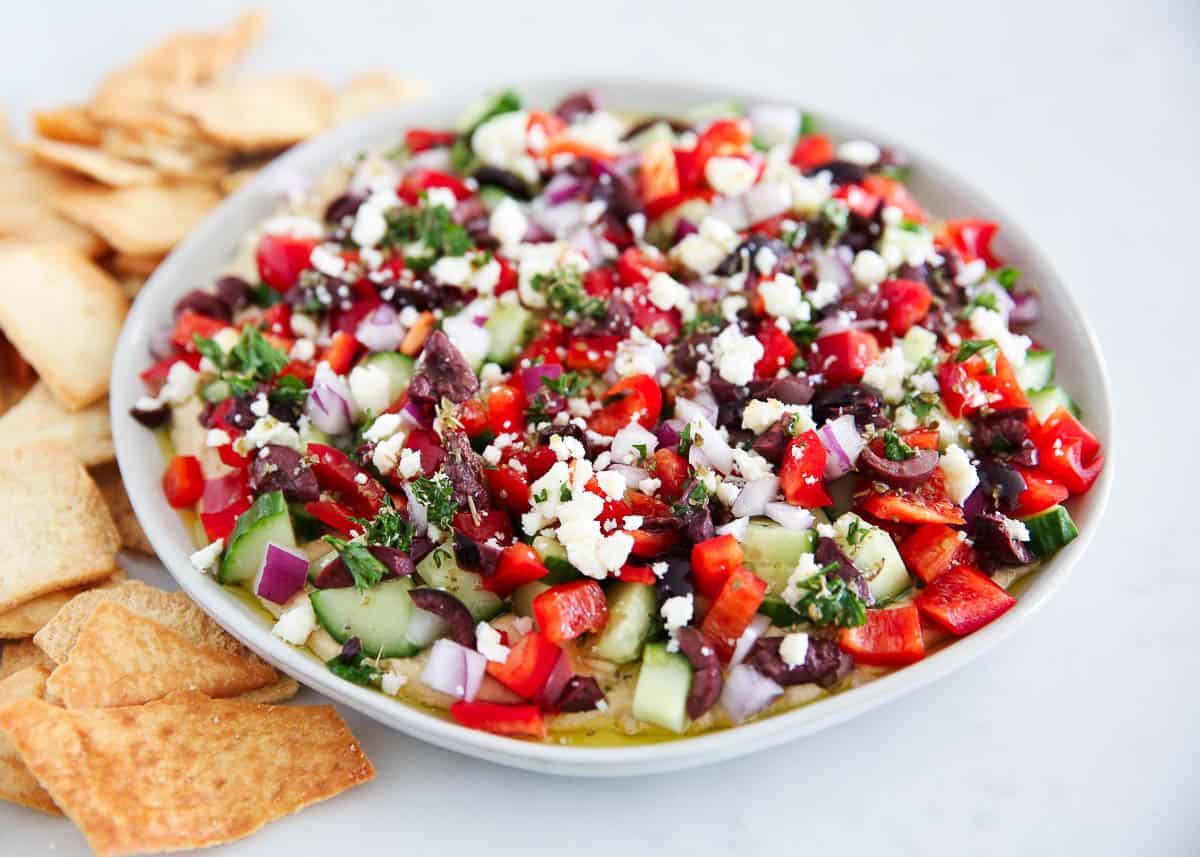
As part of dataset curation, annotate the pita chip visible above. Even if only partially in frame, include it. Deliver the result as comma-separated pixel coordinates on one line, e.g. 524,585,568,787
25,138,158,186
0,382,115,466
166,74,334,151
52,180,221,256
236,674,300,704
91,463,153,553
0,570,124,640
31,105,102,145
0,666,59,814
0,640,54,679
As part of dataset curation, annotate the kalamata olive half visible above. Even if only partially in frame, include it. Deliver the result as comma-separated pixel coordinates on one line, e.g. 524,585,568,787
173,288,232,322
408,588,476,649
675,627,724,719
214,275,253,311
248,444,320,503
555,675,606,712
746,636,853,689
857,446,939,489
129,400,170,428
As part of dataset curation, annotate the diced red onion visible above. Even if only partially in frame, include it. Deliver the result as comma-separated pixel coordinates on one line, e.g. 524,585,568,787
611,421,658,465
520,362,563,397
744,182,792,224
720,664,783,723
400,398,432,430
673,218,699,242
732,476,779,518
608,463,650,490
655,418,684,449
764,501,814,531
674,394,718,426
421,639,487,701
440,313,491,370
748,104,801,147
708,195,751,231
714,516,749,540
816,313,879,337
818,414,865,479
305,363,353,435
202,471,249,515
565,224,604,261
1009,292,1040,325
355,303,406,353
253,543,309,605
731,614,772,667
544,174,588,206
535,650,573,708
687,418,734,474
148,328,175,361
405,483,428,532
810,247,852,290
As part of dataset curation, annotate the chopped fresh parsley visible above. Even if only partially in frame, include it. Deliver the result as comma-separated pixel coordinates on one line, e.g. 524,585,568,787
354,503,415,553
270,374,309,405
955,339,999,374
632,443,649,464
672,479,710,516
559,484,573,502
960,291,999,318
249,281,284,308
799,113,818,136
877,163,912,183
881,429,917,461
677,423,695,458
819,198,850,235
845,518,868,546
384,203,473,269
322,536,388,591
532,489,549,504
903,391,938,420
194,326,291,397
530,268,605,323
464,89,522,136
682,309,724,336
791,566,868,628
896,220,925,234
992,266,1022,290
325,656,380,686
409,473,456,531
542,371,588,398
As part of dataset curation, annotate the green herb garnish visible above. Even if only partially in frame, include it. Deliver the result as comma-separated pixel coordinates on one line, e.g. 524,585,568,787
322,536,388,591
790,566,867,628
384,203,473,267
954,339,1000,374
409,473,456,531
530,268,605,323
677,423,694,458
325,656,380,686
542,371,587,398
354,503,414,553
881,429,917,462
992,266,1021,290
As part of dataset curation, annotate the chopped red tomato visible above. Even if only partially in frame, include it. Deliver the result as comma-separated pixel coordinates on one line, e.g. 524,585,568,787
486,384,526,436
879,279,933,335
630,299,683,345
485,630,561,699
162,455,204,508
754,324,798,379
628,527,680,558
484,543,549,596
862,174,925,222
899,428,940,450
899,523,972,584
514,445,557,481
780,430,832,508
678,118,751,188
533,581,609,644
625,491,670,517
261,302,293,337
202,469,250,514
699,567,768,662
1031,407,1104,495
938,348,1028,418
279,359,315,386
404,128,457,153
639,139,681,203
321,330,360,376
1012,467,1070,517
583,267,618,298
914,565,1016,635
485,464,532,514
494,255,518,295
941,219,1002,268
859,470,965,525
307,443,388,518
616,564,658,585
644,188,714,221
839,605,926,666
564,335,619,373
458,398,489,437
589,373,662,436
449,701,546,739
304,500,361,538
790,133,835,171
691,534,743,600
453,507,514,546
810,330,879,386
256,233,317,291
216,442,250,469
651,448,689,500
200,496,251,542
398,169,472,204
172,310,229,350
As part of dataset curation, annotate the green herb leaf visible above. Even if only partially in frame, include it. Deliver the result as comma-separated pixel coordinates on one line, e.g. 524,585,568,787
903,392,937,420
881,430,917,462
992,266,1021,290
542,371,588,398
799,113,817,136
954,339,999,374
192,334,226,370
677,423,694,458
322,536,388,591
230,326,289,380
384,204,473,264
790,568,867,628
354,503,415,553
530,268,605,323
409,474,456,531
249,282,284,308
325,656,380,686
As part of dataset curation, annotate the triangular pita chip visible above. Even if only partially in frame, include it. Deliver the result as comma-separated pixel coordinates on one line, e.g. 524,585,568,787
166,74,335,151
236,674,300,704
0,640,55,680
31,106,102,145
0,570,123,639
0,244,127,410
0,382,114,466
51,180,221,256
334,72,428,124
90,464,153,553
25,138,158,186
0,443,119,613
0,691,373,856
0,666,59,814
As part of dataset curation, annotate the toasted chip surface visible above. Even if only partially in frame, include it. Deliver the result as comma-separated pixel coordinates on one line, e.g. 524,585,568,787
26,139,158,187
0,569,124,639
0,444,120,612
236,674,300,704
52,180,221,257
0,640,55,680
0,164,105,257
32,106,103,145
46,601,278,708
166,74,335,150
91,463,153,553
0,692,373,856
0,382,115,466
0,244,128,410
0,666,59,814
335,72,428,123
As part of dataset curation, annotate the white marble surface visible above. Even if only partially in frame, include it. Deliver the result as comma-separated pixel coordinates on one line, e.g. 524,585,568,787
2,1,1197,854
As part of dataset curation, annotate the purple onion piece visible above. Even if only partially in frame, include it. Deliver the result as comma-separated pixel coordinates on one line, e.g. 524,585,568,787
675,627,724,719
409,588,476,649
555,675,606,713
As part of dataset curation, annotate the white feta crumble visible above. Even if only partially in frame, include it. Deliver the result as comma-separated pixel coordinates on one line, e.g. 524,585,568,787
205,428,231,448
429,254,473,287
742,399,812,435
715,480,740,507
397,447,423,479
290,338,316,361
273,599,317,646
732,447,773,480
291,312,319,339
516,241,588,309
788,170,833,215
754,245,778,275
238,415,303,453
781,553,825,608
939,444,979,505
779,632,811,667
808,279,841,310
646,271,697,321
364,413,403,442
250,394,270,417
212,326,241,354
475,622,512,663
836,140,881,166
892,405,919,432
159,361,201,405
956,258,987,287
489,197,528,248
721,294,748,321
639,476,662,495
348,363,392,415
381,671,408,696
1001,516,1031,543
595,469,626,499
472,110,539,184
612,326,667,378
189,539,224,574
861,346,908,404
310,244,348,278
705,155,757,196
851,249,888,285
424,186,458,212
758,273,808,321
660,594,694,634
351,201,388,248
673,216,740,275
968,306,1031,368
713,324,765,385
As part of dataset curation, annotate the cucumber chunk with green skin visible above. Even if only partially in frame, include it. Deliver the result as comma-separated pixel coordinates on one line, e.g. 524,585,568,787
633,642,692,733
1027,385,1077,422
741,517,818,595
1022,505,1078,556
625,120,676,152
456,89,522,135
589,581,658,664
310,578,419,658
1018,349,1056,391
511,581,552,620
532,533,581,584
219,492,295,584
362,352,415,403
415,546,503,621
834,513,911,602
683,99,742,123
484,301,534,366
200,379,230,403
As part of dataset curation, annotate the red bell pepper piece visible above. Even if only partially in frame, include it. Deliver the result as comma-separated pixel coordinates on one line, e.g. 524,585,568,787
699,567,768,661
644,188,715,221
162,455,204,508
307,443,388,518
458,398,489,437
304,500,362,538
859,470,965,525
564,335,620,374
937,348,1028,418
915,565,1016,635
810,330,880,386
839,605,926,666
485,465,532,514
533,580,609,644
278,359,316,386
754,324,799,379
398,169,473,204
691,534,744,600
484,543,549,596
1031,407,1104,495
449,700,546,739
200,500,250,542
172,311,229,351
139,351,201,386
941,219,1002,268
452,507,514,545
588,373,663,436
216,442,250,469
404,128,457,153
485,631,561,700
879,279,933,335
1012,467,1070,517
650,448,689,500
402,428,445,477
486,384,526,436
628,527,680,558
256,233,318,291
790,133,835,171
779,430,832,508
629,299,683,346
677,118,751,188
833,183,881,219
616,564,658,585
321,330,360,376
861,174,925,222
899,523,972,584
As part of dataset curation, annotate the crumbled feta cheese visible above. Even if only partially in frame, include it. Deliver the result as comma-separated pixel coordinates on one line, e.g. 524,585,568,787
731,447,773,480
879,224,937,269
429,255,473,287
213,326,241,354
713,324,765,385
262,214,323,238
779,632,811,667
861,346,908,404
373,434,406,475
956,258,987,287
742,399,812,435
715,480,740,507
893,405,919,432
516,241,588,309
364,413,403,442
1001,516,1031,543
758,273,808,322
721,295,748,321
489,197,528,248
647,272,696,321
851,249,888,285
351,201,388,248
290,338,316,361
348,363,392,415
968,306,1031,368
808,279,841,310
424,186,457,212
612,326,667,378
159,361,200,405
660,594,694,634
549,433,587,462
397,448,423,479
273,599,317,645
836,140,880,166
939,444,979,505
250,394,270,418
595,469,626,500
705,155,757,196
291,312,319,340
673,216,740,275
471,258,501,294
639,476,662,495
189,539,223,574
472,110,539,184
381,671,408,696
781,553,825,608
754,246,778,275
206,428,231,448
475,622,511,663
788,170,833,215
239,415,302,452
310,244,348,278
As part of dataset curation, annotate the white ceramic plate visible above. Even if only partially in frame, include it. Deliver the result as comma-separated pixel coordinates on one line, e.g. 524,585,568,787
111,78,1114,777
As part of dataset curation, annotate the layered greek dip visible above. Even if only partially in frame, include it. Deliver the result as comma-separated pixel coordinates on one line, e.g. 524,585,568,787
132,90,1105,742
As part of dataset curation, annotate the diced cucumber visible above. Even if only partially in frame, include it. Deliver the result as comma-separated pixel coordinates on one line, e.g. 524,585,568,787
683,100,742,123
477,186,511,212
834,513,911,602
299,421,334,446
1018,349,1056,391
363,351,415,403
415,546,503,621
589,581,658,664
310,578,419,658
1022,505,1078,557
625,120,676,152
455,89,522,135
533,533,582,584
483,301,534,366
219,492,295,585
741,517,817,596
900,325,938,367
403,606,449,650
511,581,552,619
1027,385,1076,422
200,379,230,403
633,642,692,733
